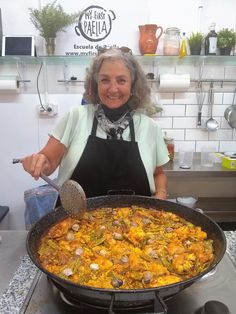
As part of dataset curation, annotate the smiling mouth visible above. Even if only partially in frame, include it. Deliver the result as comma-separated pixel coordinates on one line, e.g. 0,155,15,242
107,95,120,100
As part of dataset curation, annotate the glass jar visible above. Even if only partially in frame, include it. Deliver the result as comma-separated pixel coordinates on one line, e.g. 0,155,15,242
163,27,181,56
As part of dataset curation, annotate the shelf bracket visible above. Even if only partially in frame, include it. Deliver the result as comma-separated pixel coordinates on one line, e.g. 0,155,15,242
63,60,69,84
16,60,27,89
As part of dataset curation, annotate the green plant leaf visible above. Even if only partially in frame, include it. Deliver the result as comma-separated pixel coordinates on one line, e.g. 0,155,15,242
217,28,236,49
188,32,204,47
29,0,81,38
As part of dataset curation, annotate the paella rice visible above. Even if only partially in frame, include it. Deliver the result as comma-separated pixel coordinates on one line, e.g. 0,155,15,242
37,206,214,289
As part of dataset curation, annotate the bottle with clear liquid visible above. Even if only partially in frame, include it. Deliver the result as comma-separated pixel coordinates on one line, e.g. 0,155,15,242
205,23,217,55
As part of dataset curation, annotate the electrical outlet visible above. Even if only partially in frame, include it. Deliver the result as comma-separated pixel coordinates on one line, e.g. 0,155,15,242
38,104,58,117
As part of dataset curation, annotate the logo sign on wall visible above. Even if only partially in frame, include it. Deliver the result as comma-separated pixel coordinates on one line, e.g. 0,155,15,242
75,5,116,42
55,1,148,56
56,4,119,56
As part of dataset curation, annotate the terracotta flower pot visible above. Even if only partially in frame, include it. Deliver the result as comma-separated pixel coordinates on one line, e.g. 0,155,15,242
190,46,201,55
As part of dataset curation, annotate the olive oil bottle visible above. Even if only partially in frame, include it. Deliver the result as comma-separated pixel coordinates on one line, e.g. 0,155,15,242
205,23,217,55
179,32,189,58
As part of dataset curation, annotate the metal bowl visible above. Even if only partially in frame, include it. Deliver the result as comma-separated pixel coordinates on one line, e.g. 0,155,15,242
224,105,236,128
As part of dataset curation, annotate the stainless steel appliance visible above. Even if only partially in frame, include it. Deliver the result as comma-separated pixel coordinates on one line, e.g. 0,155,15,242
21,253,236,314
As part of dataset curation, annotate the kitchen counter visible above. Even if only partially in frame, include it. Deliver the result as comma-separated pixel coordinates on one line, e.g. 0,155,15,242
164,154,236,177
0,231,38,314
163,154,236,224
0,230,235,314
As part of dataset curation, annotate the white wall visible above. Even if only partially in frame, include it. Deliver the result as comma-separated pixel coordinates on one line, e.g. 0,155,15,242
2,0,236,55
148,0,236,33
0,0,236,229
0,94,82,229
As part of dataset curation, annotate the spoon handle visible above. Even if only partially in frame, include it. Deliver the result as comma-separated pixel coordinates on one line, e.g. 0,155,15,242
208,84,214,118
40,174,60,191
197,111,202,126
12,158,60,191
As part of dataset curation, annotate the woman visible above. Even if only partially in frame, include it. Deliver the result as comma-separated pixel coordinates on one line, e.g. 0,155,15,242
21,48,169,200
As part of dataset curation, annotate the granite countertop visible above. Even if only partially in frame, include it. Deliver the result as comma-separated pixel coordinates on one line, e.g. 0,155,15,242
0,231,235,314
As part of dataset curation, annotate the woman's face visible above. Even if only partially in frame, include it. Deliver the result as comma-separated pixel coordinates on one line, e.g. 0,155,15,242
97,59,132,109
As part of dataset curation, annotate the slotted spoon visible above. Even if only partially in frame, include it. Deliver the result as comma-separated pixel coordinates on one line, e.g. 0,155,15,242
13,158,87,217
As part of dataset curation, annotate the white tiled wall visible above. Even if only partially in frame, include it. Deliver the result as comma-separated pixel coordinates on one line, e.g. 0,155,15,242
1,0,236,229
152,63,236,153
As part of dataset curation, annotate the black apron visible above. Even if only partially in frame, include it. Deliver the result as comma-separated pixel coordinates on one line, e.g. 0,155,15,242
70,117,151,197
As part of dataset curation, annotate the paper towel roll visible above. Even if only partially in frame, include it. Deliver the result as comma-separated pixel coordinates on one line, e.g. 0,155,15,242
0,78,20,92
159,74,190,92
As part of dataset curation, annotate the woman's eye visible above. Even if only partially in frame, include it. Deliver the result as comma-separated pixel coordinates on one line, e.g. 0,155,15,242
98,77,129,85
118,78,127,84
100,78,109,83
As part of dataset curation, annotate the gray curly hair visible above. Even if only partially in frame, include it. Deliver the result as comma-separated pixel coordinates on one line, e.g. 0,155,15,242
83,48,151,110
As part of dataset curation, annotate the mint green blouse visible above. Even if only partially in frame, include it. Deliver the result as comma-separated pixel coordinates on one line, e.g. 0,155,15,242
50,105,169,194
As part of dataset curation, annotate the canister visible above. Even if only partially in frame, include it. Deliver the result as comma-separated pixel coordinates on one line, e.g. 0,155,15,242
164,133,175,161
221,156,236,170
215,152,236,170
163,27,181,55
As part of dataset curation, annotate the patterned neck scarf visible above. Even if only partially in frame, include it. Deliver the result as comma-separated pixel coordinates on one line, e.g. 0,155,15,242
95,104,135,139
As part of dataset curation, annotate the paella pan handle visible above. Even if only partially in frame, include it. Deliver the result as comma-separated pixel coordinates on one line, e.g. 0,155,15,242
108,293,168,314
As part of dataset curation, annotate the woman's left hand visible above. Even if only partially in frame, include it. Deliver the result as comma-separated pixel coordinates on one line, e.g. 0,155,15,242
154,189,167,200
153,166,168,200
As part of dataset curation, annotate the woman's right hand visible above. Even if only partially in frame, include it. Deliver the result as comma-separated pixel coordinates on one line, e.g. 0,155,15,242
21,137,66,180
21,153,51,180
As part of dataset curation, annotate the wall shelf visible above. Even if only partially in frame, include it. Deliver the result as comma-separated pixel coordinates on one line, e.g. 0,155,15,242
137,55,236,66
0,55,235,93
0,55,236,66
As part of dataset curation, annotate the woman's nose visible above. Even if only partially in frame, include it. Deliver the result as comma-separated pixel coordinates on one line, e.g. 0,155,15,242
108,81,118,91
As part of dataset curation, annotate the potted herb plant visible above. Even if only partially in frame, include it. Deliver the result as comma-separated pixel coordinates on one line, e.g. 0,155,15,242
29,0,81,55
217,28,236,55
188,32,204,55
